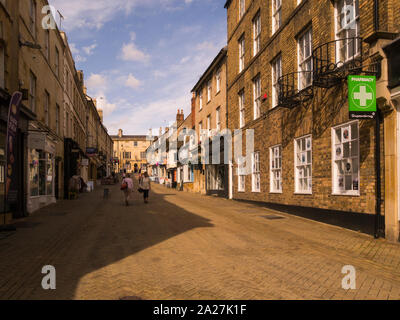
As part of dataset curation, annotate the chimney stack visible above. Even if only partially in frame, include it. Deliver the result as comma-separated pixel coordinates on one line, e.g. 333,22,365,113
176,109,184,125
118,129,123,138
98,109,103,122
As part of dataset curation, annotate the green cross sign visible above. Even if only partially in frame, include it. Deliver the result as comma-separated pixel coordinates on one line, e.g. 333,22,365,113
348,75,377,119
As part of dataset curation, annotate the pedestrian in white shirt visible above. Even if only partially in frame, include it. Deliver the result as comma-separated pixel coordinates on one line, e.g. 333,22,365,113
121,174,134,206
139,172,151,204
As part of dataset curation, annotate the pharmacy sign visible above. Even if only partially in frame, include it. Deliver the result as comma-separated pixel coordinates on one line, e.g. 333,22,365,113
348,75,376,119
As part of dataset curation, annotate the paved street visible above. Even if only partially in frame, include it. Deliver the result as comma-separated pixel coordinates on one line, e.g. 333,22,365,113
1,176,400,300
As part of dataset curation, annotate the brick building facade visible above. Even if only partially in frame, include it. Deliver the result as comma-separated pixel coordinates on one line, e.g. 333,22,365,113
225,0,399,239
191,47,228,196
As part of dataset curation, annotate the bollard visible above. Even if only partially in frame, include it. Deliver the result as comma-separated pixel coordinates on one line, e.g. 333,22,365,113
103,188,109,199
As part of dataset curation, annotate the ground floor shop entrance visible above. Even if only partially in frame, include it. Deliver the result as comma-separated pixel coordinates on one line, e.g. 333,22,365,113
206,164,228,198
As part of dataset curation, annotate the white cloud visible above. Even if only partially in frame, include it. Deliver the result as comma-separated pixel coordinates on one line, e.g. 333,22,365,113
69,43,80,55
82,43,98,56
96,96,118,116
48,0,194,31
120,42,150,63
86,73,107,91
124,74,142,89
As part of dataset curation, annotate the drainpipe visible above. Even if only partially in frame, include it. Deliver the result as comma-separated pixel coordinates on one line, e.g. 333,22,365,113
374,0,379,32
375,109,383,238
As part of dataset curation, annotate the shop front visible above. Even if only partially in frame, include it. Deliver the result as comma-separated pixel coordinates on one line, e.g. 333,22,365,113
27,131,56,214
0,90,35,222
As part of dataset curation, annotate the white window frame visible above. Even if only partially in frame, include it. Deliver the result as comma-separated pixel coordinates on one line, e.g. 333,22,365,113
239,90,245,128
216,107,221,132
272,0,282,34
253,75,261,120
253,12,261,57
199,91,203,110
216,70,221,93
207,80,212,102
271,55,282,108
252,152,260,192
332,121,360,196
298,28,313,90
294,135,312,194
237,156,246,192
239,35,245,73
270,145,282,193
334,0,360,63
239,0,245,20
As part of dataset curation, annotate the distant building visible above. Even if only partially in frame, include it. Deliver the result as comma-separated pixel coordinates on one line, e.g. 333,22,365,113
111,130,152,173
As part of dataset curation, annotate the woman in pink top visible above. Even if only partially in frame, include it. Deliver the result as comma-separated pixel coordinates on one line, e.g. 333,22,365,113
121,174,134,206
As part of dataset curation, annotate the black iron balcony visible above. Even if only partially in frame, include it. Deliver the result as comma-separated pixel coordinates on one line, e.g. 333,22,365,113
278,71,314,108
312,37,363,88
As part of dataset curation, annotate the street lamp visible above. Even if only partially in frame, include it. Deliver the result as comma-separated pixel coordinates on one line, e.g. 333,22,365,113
19,39,41,50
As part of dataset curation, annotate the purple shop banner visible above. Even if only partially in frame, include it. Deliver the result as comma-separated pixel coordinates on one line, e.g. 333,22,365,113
6,92,22,203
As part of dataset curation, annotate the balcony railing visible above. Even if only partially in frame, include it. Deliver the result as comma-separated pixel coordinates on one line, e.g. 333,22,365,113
278,71,314,108
312,37,363,88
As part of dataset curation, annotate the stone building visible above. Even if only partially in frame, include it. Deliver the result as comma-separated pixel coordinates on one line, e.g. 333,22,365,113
224,0,400,240
0,0,36,222
60,32,89,198
191,47,228,196
176,113,194,190
18,0,65,213
0,0,113,220
111,130,152,174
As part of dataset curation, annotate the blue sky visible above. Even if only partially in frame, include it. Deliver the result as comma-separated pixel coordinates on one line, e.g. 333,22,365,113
48,0,227,135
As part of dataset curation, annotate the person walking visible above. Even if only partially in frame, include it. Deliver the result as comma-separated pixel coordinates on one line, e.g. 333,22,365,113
121,173,134,206
139,172,151,204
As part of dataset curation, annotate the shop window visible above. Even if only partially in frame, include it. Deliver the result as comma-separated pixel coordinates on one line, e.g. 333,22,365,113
29,150,39,196
295,135,312,193
29,150,54,197
332,121,360,195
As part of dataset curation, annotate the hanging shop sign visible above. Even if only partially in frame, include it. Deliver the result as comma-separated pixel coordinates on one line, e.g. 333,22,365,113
348,75,377,119
6,92,22,203
86,147,98,157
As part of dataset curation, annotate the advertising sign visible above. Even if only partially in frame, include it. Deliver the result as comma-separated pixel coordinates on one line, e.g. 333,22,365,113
348,75,377,119
6,92,22,203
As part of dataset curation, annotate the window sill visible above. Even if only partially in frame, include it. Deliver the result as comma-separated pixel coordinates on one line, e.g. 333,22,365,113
269,191,282,194
294,191,312,195
252,190,261,193
331,192,360,197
